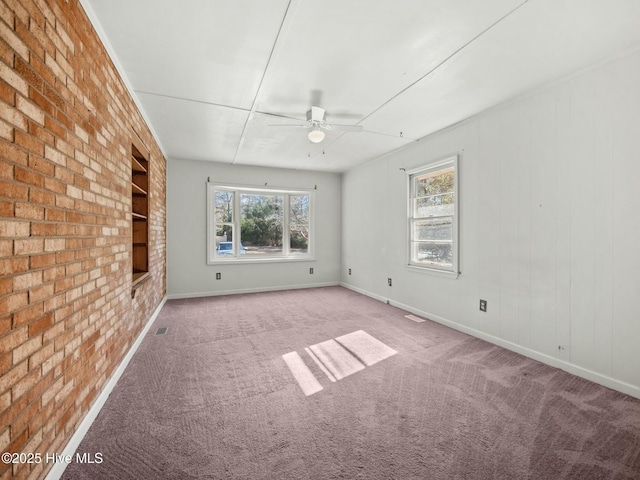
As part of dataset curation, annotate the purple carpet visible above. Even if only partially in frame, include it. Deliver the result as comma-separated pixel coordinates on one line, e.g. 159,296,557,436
62,287,640,479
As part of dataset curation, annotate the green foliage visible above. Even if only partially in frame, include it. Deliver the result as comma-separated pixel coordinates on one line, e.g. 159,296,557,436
240,194,283,246
417,170,454,203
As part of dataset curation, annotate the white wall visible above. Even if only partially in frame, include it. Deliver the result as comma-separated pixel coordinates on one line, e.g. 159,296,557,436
341,48,640,398
167,159,342,297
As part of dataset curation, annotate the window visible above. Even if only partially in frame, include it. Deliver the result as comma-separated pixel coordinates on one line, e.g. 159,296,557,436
207,184,312,263
408,155,459,274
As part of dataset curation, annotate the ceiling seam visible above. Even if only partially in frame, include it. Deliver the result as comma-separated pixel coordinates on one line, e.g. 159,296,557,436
133,91,252,113
231,0,295,164
358,0,531,125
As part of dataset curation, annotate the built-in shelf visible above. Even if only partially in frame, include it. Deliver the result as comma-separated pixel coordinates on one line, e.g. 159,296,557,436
131,182,147,196
132,271,150,286
131,139,149,292
131,155,147,173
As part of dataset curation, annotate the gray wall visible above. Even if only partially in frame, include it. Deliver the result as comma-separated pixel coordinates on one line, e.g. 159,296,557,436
341,48,640,398
167,159,341,297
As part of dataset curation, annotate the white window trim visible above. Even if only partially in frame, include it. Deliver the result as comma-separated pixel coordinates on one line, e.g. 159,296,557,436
207,183,315,265
406,155,460,277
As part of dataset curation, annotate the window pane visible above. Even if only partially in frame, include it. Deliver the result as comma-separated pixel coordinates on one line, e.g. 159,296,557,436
413,217,452,241
240,194,284,255
215,225,234,256
215,224,232,240
215,191,233,224
415,168,454,197
414,193,455,217
413,242,453,267
289,194,309,255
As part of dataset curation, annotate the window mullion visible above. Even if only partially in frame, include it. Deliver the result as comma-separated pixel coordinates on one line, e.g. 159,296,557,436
234,191,241,257
283,193,290,256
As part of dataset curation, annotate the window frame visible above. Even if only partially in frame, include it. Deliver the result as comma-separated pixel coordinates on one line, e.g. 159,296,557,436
407,155,459,276
207,183,314,264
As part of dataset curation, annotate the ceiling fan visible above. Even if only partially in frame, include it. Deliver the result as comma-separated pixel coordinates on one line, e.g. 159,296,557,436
269,106,363,143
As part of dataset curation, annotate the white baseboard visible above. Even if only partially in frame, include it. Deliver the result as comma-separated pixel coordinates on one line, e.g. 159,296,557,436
167,281,340,300
46,296,168,480
340,282,640,400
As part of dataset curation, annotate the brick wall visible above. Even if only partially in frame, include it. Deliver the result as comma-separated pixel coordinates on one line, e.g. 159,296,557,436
0,1,166,478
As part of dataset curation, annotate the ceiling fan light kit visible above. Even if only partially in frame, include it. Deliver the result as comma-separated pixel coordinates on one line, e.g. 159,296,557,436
308,128,325,143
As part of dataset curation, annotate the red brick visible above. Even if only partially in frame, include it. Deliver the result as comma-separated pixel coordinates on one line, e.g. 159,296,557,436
0,256,29,276
0,180,28,201
44,207,64,221
0,240,12,256
0,117,12,141
28,156,54,176
28,341,54,371
15,17,45,62
29,253,56,269
28,120,54,146
14,166,43,187
11,401,40,439
0,161,13,180
53,277,71,293
14,202,43,220
44,84,65,111
28,188,55,206
0,279,11,297
13,238,43,255
12,302,43,328
0,200,13,216
28,53,55,90
28,283,53,302
28,86,54,117
12,270,42,291
12,335,42,366
0,139,28,165
0,219,29,237
0,291,28,315
0,59,28,98
0,327,28,357
0,315,10,336
0,80,15,106
28,313,52,338
4,422,28,453
43,114,66,140
28,222,55,236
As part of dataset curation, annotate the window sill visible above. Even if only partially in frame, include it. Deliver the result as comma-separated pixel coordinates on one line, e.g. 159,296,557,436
208,256,315,266
406,264,460,279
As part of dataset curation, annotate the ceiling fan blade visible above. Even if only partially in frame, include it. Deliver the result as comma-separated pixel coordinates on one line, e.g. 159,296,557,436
267,124,309,128
310,106,325,122
258,111,305,121
329,124,363,132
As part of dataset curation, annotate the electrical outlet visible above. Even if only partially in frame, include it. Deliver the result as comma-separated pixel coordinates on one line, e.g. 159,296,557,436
348,268,352,275
388,278,392,287
479,299,487,312
216,273,221,280
309,267,314,274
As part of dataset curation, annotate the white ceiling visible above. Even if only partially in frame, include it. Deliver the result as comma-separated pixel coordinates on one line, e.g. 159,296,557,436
82,0,640,173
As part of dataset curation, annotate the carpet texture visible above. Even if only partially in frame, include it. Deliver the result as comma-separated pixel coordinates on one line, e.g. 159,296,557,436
63,287,640,479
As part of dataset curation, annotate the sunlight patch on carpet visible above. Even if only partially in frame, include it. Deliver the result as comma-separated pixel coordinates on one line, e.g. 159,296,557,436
309,339,365,380
284,331,396,396
334,330,397,366
282,351,323,396
404,314,425,323
305,347,337,382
